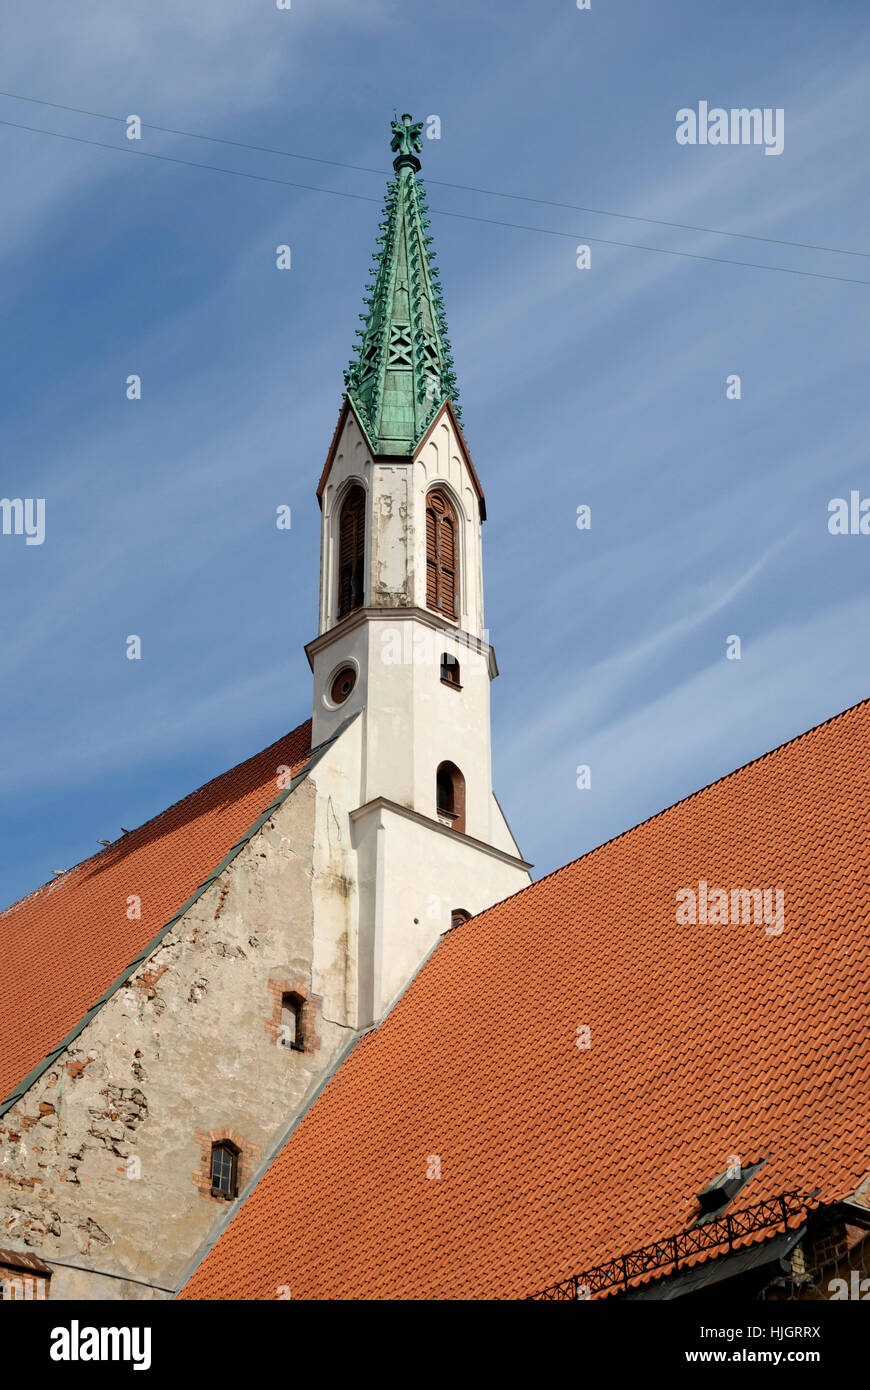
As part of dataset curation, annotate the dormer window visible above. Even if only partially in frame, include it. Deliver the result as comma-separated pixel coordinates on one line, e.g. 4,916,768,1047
338,486,366,618
694,1160,763,1226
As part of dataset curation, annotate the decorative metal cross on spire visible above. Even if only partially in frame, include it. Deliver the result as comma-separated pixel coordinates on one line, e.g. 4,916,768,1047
390,113,423,172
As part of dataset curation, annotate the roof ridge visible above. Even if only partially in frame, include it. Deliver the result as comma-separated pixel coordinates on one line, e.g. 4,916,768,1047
0,715,313,924
466,694,870,925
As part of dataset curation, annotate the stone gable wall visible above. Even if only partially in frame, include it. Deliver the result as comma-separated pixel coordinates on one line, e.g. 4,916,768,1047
0,776,353,1299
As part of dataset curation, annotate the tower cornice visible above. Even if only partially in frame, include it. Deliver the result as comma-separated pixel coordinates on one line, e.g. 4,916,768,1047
348,797,533,873
304,604,498,679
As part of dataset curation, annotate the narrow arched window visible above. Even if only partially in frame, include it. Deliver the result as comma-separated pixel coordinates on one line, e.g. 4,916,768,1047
436,761,466,834
210,1141,239,1200
338,485,366,618
280,991,305,1051
426,490,458,619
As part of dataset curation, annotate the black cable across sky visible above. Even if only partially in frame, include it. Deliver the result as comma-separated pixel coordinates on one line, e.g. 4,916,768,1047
0,87,866,261
1,106,868,289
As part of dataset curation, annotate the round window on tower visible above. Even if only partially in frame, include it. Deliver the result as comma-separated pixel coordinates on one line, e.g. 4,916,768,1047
330,666,357,705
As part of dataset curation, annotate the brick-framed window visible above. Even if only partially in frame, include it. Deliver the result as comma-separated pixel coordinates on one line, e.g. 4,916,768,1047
281,993,303,1051
265,978,322,1055
210,1141,238,1199
193,1128,259,1202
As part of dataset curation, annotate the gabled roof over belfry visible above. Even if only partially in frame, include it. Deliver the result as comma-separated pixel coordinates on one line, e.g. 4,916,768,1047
342,114,463,457
316,394,486,518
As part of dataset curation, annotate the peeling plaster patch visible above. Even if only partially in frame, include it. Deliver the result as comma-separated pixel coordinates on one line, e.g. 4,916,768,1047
135,963,170,1000
214,942,246,960
187,977,208,1004
213,881,231,920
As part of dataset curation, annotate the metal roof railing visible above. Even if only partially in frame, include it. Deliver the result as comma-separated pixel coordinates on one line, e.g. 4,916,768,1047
529,1190,819,1300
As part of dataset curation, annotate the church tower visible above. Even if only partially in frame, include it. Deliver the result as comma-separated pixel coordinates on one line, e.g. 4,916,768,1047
307,115,531,1025
0,115,532,1304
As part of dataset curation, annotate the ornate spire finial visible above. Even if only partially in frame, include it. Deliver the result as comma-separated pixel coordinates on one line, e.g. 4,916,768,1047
390,112,423,173
344,114,463,451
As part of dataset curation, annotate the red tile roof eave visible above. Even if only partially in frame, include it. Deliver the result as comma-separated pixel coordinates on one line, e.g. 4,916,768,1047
0,1246,53,1276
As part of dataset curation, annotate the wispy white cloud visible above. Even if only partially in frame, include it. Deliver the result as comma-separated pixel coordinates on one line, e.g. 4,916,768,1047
1,2,868,901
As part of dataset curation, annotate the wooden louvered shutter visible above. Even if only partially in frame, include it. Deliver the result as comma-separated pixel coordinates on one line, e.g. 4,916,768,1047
440,516,456,617
338,486,365,617
426,504,438,609
426,491,458,619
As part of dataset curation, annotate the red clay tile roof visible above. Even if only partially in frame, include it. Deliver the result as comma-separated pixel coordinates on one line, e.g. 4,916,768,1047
180,699,870,1301
0,719,312,1110
0,1246,53,1275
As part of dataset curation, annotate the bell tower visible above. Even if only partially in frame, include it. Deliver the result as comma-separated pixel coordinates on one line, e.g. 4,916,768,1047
306,115,530,1023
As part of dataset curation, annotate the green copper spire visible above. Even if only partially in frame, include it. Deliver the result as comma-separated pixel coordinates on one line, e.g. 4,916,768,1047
343,113,463,456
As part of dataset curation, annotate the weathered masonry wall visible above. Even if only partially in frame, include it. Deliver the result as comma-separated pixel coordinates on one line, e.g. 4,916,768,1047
0,778,353,1300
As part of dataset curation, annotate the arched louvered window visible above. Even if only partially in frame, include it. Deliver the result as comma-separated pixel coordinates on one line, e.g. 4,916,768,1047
426,490,458,619
338,485,366,618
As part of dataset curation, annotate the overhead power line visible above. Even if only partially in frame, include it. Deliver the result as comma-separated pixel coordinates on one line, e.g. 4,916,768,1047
0,87,866,262
1,115,867,289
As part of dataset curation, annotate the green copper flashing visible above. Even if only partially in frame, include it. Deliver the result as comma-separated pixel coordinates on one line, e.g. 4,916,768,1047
343,113,463,456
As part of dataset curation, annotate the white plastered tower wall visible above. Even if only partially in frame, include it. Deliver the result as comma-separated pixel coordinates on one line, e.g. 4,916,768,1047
306,401,531,1025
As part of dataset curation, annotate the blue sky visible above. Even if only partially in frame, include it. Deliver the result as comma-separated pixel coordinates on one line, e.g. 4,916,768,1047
1,0,868,907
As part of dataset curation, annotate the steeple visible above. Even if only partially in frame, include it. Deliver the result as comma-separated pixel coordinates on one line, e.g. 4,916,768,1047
305,112,531,1025
343,114,462,457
